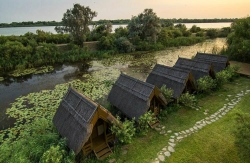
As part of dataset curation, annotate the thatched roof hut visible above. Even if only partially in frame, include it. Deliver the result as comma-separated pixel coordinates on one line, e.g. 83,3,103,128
146,64,196,99
174,57,216,80
53,87,116,160
107,73,167,121
194,52,230,72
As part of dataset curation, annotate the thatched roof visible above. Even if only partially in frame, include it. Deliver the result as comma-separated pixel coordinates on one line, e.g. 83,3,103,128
194,52,229,72
146,64,196,99
107,73,166,120
53,87,97,154
174,57,215,80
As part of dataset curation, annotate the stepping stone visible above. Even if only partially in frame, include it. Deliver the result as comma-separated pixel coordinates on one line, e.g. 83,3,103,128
222,112,226,115
153,160,160,163
168,142,176,147
181,131,186,134
174,133,179,136
161,126,165,129
185,130,190,133
169,139,175,143
170,136,175,138
225,98,229,101
168,146,175,152
109,158,116,163
160,130,166,134
167,130,172,133
177,136,183,140
206,121,211,124
164,151,171,157
193,126,198,130
190,128,194,132
227,95,232,97
197,125,203,129
158,155,165,162
162,148,167,151
155,128,161,131
218,115,222,118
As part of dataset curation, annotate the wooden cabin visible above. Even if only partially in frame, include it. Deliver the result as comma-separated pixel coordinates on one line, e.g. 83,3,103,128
53,87,116,160
194,52,230,72
174,57,216,81
146,64,197,100
107,73,167,127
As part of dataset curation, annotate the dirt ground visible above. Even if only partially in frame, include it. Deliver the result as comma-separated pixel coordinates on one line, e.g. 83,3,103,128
230,61,250,76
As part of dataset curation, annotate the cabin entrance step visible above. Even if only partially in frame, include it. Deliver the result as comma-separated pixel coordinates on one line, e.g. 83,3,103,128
94,143,113,160
149,118,160,129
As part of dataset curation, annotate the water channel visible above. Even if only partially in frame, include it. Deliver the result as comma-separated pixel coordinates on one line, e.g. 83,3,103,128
0,38,226,129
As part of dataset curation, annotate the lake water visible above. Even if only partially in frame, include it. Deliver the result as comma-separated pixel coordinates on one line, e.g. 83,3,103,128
0,23,232,36
0,38,227,129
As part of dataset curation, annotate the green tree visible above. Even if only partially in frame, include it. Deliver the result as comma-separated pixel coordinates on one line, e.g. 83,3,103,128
55,4,97,46
223,17,250,63
127,9,161,43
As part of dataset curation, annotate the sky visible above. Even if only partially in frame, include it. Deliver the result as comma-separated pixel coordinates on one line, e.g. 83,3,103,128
0,0,249,23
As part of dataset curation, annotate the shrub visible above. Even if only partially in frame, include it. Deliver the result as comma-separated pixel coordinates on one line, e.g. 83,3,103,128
111,116,136,144
160,85,174,103
206,29,218,38
97,35,115,50
215,65,240,89
114,37,135,53
196,31,205,37
41,145,63,163
137,111,154,135
179,92,197,108
197,76,216,93
234,112,250,162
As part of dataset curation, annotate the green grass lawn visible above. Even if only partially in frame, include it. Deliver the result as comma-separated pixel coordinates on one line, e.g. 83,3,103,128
105,76,250,163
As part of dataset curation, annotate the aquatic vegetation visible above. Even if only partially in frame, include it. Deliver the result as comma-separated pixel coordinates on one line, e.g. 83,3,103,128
8,66,54,77
0,77,4,81
1,68,120,143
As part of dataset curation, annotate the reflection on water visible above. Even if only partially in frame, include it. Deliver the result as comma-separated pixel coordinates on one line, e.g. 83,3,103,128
0,38,226,129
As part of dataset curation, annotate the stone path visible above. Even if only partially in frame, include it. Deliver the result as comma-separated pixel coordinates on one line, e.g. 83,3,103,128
152,89,250,163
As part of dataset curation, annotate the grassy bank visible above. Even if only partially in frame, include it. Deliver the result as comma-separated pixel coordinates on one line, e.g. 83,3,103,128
107,76,250,163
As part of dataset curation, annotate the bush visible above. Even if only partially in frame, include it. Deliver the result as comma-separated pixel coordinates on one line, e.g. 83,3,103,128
137,111,154,135
160,85,174,103
215,66,240,89
179,92,197,108
111,116,136,144
206,29,218,38
196,31,205,37
97,35,115,50
197,76,216,93
114,37,135,53
234,112,250,162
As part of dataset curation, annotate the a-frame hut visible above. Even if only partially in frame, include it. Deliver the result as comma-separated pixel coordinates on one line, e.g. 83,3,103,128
194,52,230,72
53,87,116,160
107,73,167,122
174,57,216,81
146,64,197,100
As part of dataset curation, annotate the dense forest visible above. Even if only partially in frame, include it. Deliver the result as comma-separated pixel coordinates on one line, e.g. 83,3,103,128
0,18,236,28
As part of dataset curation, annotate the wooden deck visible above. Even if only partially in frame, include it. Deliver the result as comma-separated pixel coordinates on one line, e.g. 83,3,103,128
230,61,250,76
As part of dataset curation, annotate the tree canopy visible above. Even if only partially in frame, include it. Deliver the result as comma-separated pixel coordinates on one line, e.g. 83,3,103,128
55,4,97,46
127,9,161,43
223,16,250,63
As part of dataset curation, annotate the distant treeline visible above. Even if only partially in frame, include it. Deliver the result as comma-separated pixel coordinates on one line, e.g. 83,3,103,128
0,18,237,28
